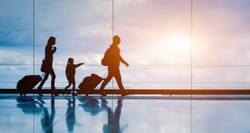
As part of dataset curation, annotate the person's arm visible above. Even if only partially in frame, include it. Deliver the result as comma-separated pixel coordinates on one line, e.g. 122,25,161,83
75,63,84,68
52,47,56,54
120,56,129,67
116,46,129,67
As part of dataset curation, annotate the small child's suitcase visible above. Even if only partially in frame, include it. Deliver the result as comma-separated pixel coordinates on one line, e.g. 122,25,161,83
79,73,103,92
17,75,42,95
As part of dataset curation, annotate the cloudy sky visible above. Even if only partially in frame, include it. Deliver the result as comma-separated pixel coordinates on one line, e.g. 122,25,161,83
1,0,250,89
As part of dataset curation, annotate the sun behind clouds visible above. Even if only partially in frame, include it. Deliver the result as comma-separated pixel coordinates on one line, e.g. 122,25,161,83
158,34,191,55
166,35,190,50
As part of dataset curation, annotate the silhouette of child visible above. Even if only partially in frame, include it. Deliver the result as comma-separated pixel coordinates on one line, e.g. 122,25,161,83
64,58,84,93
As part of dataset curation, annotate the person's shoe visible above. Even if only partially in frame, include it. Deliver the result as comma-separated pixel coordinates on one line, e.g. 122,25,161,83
37,88,43,96
121,90,127,96
51,87,58,96
101,91,106,96
53,91,58,96
37,86,42,90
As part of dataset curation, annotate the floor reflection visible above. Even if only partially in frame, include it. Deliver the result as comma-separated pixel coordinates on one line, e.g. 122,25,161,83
16,96,44,115
40,96,55,133
17,96,56,133
66,98,76,132
16,96,125,133
6,95,250,133
79,96,125,133
102,97,126,133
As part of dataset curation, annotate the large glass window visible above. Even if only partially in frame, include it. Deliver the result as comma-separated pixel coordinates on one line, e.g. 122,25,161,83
0,1,33,88
34,0,112,88
1,1,250,133
114,0,191,89
192,0,250,89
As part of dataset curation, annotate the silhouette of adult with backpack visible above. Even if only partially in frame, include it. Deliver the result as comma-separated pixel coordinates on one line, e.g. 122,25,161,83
100,35,129,96
38,36,57,95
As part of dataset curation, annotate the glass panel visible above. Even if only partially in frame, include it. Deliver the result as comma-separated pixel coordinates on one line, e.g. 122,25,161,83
193,100,250,133
114,0,191,89
0,1,33,89
192,1,250,132
1,1,250,133
192,0,250,89
34,0,112,89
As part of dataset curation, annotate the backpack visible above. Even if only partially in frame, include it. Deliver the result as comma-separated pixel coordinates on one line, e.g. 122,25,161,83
101,47,112,66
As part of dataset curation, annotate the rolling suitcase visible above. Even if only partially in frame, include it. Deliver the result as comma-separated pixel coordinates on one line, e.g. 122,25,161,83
79,73,103,92
17,75,42,95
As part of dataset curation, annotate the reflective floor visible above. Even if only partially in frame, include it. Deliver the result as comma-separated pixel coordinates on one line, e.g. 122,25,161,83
1,95,250,133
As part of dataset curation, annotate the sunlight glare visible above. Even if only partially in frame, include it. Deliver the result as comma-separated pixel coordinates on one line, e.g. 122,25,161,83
159,34,190,53
167,35,190,50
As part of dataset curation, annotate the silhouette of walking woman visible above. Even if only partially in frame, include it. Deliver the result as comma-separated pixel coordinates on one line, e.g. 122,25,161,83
38,36,57,95
41,97,56,133
100,35,129,96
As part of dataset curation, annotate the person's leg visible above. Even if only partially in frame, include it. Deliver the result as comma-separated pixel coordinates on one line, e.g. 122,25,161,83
64,81,71,90
64,76,71,90
100,72,114,96
50,68,57,96
113,68,125,91
37,73,49,96
113,68,127,96
64,83,71,96
38,73,49,90
72,78,76,95
72,78,75,91
50,68,56,90
100,74,113,91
